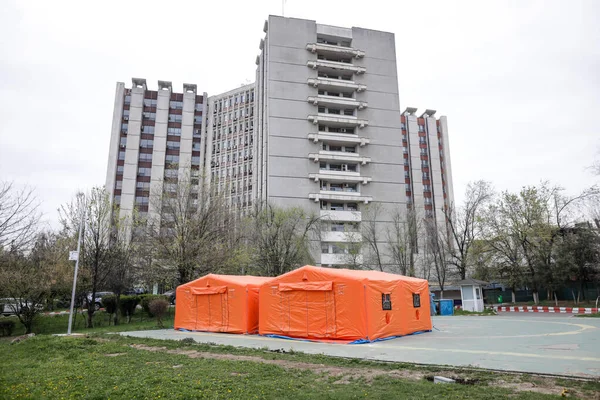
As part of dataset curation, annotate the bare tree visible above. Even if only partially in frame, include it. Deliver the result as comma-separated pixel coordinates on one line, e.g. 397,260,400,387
387,207,420,276
424,219,451,298
361,203,385,271
247,203,319,276
60,188,114,327
0,181,41,251
444,180,494,280
149,175,238,285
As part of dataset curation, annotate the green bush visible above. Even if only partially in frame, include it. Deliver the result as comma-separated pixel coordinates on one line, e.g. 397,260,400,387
0,319,15,336
101,295,118,315
140,295,169,317
119,295,140,323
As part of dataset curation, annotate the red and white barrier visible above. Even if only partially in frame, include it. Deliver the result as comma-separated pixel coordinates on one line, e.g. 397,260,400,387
494,306,598,314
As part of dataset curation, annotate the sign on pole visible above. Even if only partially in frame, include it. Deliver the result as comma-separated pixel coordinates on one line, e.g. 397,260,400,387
69,251,79,261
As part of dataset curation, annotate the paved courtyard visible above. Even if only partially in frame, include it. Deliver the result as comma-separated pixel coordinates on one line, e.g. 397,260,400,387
121,313,600,378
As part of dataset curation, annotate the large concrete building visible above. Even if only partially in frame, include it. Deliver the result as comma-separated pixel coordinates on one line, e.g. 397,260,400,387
104,15,454,273
254,16,406,267
105,79,206,229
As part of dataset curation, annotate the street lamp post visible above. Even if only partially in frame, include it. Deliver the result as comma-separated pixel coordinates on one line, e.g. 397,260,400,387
67,194,86,335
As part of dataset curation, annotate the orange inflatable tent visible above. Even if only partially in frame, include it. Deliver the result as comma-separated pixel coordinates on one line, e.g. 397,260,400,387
175,274,272,334
259,265,431,342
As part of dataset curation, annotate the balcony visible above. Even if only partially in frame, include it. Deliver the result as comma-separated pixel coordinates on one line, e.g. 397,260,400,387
307,77,367,93
307,114,368,128
306,43,365,58
321,231,362,242
309,151,371,165
307,60,366,75
309,191,372,203
321,253,362,266
320,210,361,222
308,132,370,146
307,95,367,110
309,172,372,185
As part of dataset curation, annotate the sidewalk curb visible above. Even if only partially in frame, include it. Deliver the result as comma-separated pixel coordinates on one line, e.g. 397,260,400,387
494,306,598,314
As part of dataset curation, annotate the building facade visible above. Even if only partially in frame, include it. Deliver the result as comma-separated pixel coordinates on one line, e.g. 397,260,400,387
104,16,455,274
204,84,256,210
402,108,454,227
105,79,207,230
254,16,406,267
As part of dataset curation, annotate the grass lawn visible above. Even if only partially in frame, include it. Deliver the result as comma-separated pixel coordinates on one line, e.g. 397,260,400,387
1,334,598,399
574,313,600,318
1,308,175,337
453,308,497,316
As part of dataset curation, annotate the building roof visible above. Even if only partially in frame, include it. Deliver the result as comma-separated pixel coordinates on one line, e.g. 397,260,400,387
456,278,489,286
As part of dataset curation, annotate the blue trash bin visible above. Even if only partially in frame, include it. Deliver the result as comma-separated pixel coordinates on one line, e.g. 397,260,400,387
439,299,454,316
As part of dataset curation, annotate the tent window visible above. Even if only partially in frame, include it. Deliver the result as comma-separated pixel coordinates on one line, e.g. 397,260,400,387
381,293,392,310
413,293,421,308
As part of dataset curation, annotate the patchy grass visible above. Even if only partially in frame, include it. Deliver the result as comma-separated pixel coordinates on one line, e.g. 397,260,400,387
574,313,600,318
1,334,598,399
453,308,497,316
1,308,174,337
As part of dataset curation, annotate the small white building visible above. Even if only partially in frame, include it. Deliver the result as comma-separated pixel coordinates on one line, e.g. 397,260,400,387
457,278,488,312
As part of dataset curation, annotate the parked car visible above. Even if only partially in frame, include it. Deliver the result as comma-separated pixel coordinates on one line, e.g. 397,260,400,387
163,290,176,305
0,298,43,316
86,291,114,310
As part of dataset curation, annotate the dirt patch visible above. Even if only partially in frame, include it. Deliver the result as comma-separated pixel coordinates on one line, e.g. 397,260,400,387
129,344,425,384
128,344,596,397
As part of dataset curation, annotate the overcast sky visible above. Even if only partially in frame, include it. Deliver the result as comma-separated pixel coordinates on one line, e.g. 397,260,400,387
1,0,599,228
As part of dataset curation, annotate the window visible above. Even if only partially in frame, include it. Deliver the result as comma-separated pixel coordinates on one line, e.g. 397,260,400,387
194,116,202,124
347,203,358,211
124,95,131,105
118,150,125,160
195,103,203,111
412,293,421,308
169,114,182,123
321,243,330,254
143,99,157,107
164,169,178,178
139,153,152,162
119,137,127,147
343,109,354,116
382,294,392,310
137,167,151,176
166,141,180,150
135,196,149,205
141,126,155,134
401,122,406,130
192,142,201,151
423,185,431,192
114,195,121,204
169,100,183,109
143,112,156,120
167,127,181,136
140,139,153,148
330,202,344,211
192,156,200,165
331,223,345,232
121,123,128,132
116,165,124,174
122,110,130,120
115,181,122,189
166,155,179,164
318,106,325,113
405,184,411,191
328,108,340,115
418,124,425,132
136,181,150,190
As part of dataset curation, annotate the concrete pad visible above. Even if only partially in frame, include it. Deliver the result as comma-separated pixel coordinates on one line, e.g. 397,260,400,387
119,313,600,378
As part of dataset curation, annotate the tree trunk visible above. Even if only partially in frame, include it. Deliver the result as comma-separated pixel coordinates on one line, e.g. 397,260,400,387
511,289,516,304
440,289,444,299
114,293,121,326
532,291,538,305
572,289,577,305
554,292,558,307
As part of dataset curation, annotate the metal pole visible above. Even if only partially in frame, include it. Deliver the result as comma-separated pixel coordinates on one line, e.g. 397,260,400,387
67,195,86,335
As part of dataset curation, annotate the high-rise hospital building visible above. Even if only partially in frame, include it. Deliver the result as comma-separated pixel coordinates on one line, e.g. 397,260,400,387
105,15,454,272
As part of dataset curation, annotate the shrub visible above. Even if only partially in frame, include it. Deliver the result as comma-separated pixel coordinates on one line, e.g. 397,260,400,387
140,295,169,317
0,319,15,336
119,295,140,323
101,295,118,315
148,298,169,328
